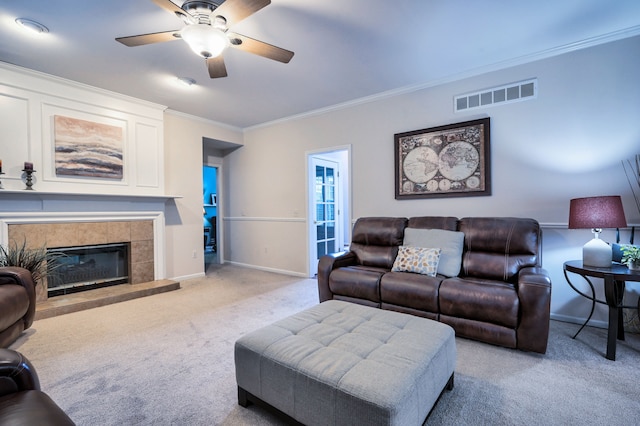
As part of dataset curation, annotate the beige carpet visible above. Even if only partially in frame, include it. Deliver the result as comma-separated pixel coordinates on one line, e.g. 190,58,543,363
9,264,640,425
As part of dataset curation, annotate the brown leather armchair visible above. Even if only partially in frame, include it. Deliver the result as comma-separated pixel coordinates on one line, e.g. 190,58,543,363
0,348,75,425
0,267,36,348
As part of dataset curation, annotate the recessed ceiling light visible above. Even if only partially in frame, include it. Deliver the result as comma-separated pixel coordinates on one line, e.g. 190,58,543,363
177,77,197,87
15,18,49,34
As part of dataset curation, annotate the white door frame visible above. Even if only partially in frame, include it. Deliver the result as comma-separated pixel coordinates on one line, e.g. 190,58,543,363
305,145,351,277
204,161,224,264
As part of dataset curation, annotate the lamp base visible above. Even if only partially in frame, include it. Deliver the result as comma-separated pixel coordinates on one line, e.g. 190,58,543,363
583,237,612,268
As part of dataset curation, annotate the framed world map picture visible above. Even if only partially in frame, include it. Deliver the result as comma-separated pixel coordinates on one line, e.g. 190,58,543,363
394,118,491,199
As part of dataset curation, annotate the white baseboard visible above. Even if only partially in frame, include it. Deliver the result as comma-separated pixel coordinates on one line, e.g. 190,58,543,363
550,313,607,330
225,261,309,278
171,272,206,282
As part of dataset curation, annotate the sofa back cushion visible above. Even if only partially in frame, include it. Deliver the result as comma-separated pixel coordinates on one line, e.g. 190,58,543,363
403,228,465,277
459,217,540,282
350,217,408,269
408,216,458,231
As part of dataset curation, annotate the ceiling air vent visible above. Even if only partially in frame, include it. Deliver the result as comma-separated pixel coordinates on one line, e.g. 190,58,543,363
455,78,537,112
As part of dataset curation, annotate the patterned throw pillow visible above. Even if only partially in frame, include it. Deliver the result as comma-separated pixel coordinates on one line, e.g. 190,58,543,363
391,246,441,276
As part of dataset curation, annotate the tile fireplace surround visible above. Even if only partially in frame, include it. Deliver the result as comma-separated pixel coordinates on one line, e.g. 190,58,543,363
4,217,159,303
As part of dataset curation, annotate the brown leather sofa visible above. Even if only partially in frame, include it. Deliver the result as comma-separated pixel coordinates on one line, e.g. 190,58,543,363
318,216,552,353
0,267,36,348
0,348,75,425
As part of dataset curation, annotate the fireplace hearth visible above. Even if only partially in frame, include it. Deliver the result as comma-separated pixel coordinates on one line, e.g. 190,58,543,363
47,243,129,297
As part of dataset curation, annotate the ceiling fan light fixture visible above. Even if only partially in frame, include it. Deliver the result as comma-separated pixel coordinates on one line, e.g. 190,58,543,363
15,18,49,35
180,23,228,58
177,77,197,87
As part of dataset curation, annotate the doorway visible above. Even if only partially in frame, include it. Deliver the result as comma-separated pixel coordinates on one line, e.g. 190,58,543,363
202,136,241,273
203,165,219,270
307,147,351,276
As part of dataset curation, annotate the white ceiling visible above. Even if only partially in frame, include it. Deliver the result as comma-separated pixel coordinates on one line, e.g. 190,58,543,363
1,0,639,129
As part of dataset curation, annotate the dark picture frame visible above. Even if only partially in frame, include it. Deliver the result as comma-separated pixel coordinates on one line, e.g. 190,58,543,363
394,118,491,199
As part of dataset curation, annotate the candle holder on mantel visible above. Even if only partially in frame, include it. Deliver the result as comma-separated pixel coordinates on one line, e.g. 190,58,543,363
22,169,36,190
0,172,4,189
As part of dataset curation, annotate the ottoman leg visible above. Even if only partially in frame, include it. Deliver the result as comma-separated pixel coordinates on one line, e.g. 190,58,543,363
238,387,251,407
446,373,455,390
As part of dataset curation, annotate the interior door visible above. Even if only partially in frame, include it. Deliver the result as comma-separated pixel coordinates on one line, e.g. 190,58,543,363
312,157,339,268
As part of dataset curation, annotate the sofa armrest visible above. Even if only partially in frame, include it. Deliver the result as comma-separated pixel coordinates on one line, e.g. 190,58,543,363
0,267,37,330
0,349,76,425
0,348,41,397
317,251,358,302
516,267,552,353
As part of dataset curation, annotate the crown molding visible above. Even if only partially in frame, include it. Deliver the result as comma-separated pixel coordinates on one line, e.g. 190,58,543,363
0,61,167,115
246,26,640,131
164,108,244,133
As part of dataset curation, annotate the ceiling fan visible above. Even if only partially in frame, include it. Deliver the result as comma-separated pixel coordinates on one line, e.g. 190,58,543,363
116,0,294,78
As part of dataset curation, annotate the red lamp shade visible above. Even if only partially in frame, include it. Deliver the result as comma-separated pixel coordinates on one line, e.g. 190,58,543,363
568,196,627,229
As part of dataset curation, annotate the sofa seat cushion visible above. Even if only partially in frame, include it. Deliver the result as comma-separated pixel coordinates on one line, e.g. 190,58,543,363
329,266,387,303
380,271,442,313
0,285,29,331
439,277,519,328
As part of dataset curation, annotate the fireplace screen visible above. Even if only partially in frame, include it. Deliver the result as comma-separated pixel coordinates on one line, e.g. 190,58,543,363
47,243,129,296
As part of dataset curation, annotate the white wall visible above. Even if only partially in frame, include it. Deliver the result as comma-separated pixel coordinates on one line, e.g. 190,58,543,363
163,112,243,280
0,63,165,195
228,35,640,326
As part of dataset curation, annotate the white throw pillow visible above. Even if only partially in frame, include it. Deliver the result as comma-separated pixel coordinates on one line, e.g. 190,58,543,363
391,246,441,276
403,228,464,277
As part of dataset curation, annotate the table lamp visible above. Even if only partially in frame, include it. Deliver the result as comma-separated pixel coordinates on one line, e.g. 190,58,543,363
568,195,627,267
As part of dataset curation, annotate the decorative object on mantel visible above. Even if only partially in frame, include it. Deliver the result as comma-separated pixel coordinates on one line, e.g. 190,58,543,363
22,162,35,190
568,195,627,267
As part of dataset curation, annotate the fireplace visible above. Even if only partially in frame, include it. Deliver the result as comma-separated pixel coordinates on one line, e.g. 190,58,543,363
3,217,159,303
47,243,129,297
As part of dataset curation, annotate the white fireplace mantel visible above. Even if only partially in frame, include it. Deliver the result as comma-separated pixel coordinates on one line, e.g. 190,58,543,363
0,189,176,281
0,190,181,201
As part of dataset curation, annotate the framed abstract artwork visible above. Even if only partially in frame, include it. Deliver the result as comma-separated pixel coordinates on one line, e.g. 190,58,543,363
54,115,124,179
394,118,491,199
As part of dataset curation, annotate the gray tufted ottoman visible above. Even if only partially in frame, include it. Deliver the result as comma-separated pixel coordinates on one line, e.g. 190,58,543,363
234,300,456,425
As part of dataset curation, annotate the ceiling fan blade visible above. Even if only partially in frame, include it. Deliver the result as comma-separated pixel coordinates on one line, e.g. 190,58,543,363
214,0,271,26
228,33,294,63
151,0,193,22
116,30,181,47
207,56,228,78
